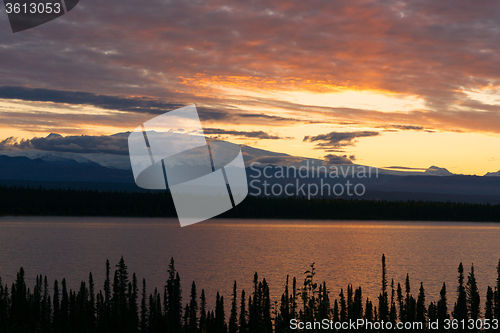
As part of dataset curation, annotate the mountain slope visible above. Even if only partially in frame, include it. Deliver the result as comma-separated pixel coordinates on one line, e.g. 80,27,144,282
0,155,134,183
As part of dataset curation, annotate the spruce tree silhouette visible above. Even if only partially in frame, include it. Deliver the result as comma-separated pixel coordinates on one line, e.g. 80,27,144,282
5,255,500,332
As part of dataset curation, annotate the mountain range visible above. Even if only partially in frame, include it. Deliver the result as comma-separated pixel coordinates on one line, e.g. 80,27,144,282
0,137,499,203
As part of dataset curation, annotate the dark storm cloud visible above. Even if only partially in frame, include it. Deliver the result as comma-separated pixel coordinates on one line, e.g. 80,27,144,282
376,124,436,133
0,133,130,155
197,108,306,126
0,86,184,114
382,125,425,131
204,128,290,140
303,131,380,150
322,154,355,165
2,0,500,133
0,86,310,130
383,166,427,170
239,98,500,134
0,129,288,155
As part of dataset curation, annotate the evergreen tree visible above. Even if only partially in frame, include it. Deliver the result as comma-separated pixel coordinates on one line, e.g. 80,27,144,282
428,302,437,323
318,281,330,320
396,282,404,321
291,277,297,320
183,304,189,331
247,295,253,333
416,282,426,324
238,290,247,333
347,284,353,320
69,289,76,329
11,267,28,328
248,273,259,333
88,272,96,332
140,278,148,333
165,257,182,332
200,289,207,333
130,273,139,333
102,258,111,332
105,259,111,306
486,286,494,320
339,289,347,322
404,274,416,322
4,255,500,333
188,281,198,333
365,298,373,322
466,264,480,321
261,279,272,333
275,276,289,332
333,299,339,322
378,254,389,321
389,279,397,324
76,281,89,331
436,282,449,328
148,287,162,333
60,278,70,331
496,259,500,319
229,281,238,333
454,262,468,320
41,276,51,333
352,287,363,320
112,257,130,332
53,279,60,333
0,278,9,333
215,292,226,333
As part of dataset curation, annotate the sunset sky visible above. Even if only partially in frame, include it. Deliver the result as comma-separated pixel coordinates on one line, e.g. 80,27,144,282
1,0,500,175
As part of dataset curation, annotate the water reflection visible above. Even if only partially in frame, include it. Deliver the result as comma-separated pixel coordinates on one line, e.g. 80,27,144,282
0,217,499,308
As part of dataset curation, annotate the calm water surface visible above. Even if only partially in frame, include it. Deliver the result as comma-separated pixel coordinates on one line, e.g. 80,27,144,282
1,217,499,308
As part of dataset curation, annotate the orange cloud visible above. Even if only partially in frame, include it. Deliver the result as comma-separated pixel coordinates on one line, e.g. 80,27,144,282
1,0,500,136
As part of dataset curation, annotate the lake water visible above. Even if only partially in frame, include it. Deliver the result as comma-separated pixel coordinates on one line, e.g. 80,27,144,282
1,216,499,309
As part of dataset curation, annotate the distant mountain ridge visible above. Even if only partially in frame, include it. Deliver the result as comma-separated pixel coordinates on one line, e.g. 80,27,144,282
0,150,132,170
0,137,475,176
0,155,134,183
0,137,499,203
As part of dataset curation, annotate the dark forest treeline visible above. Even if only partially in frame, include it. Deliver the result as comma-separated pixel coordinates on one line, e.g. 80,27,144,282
1,185,500,221
1,256,500,332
